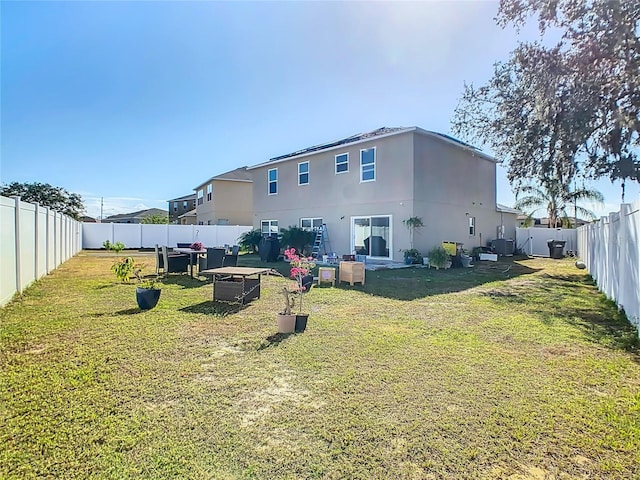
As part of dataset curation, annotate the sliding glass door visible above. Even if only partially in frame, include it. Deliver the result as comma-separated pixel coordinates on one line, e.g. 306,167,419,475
352,215,391,259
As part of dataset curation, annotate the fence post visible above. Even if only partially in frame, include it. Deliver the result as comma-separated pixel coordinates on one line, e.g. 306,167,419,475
45,207,50,274
13,197,22,294
34,203,39,280
617,204,630,315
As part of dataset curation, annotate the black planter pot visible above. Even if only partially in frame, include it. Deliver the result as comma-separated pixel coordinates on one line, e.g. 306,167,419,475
136,287,161,310
295,314,308,333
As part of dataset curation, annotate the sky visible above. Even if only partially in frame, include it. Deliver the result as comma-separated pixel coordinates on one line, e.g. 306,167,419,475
2,1,638,220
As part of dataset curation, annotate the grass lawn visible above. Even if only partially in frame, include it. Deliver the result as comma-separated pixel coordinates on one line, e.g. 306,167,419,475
1,252,639,479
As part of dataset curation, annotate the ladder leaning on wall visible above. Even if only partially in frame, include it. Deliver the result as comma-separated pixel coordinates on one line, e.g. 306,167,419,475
311,224,332,258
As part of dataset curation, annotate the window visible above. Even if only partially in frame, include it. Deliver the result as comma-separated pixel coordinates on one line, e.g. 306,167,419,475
300,218,323,231
268,168,278,195
298,161,309,185
360,147,376,182
207,184,212,201
207,220,211,225
183,201,188,209
173,202,178,212
261,220,278,234
469,216,476,236
197,189,204,205
335,153,349,174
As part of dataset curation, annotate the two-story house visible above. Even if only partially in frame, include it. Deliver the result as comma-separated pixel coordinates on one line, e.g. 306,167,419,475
247,126,517,262
167,194,196,224
193,167,253,225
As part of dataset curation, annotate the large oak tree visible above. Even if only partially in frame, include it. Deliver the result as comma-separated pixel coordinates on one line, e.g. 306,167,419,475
453,0,639,200
1,182,85,220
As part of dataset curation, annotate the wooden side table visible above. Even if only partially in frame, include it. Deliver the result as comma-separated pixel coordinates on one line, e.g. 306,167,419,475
339,261,365,286
318,267,336,286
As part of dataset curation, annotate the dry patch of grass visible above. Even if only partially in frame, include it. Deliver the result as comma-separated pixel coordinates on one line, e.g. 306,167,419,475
1,253,639,479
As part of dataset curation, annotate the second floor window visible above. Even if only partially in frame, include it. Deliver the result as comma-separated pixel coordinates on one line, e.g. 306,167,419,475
335,153,349,174
183,201,188,209
173,202,178,212
469,216,476,235
197,189,204,205
268,168,278,195
298,162,309,185
361,147,376,182
207,184,212,201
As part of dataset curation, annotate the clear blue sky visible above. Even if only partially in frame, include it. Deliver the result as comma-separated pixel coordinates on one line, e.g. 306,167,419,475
2,1,637,219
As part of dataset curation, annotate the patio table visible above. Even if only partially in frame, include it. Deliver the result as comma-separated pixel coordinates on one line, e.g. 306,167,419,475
199,266,271,304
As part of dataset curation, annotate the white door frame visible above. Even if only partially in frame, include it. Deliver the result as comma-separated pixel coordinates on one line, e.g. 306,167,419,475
350,214,392,259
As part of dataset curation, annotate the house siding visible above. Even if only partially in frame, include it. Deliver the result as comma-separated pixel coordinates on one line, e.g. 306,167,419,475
412,134,501,252
196,180,253,225
252,132,415,259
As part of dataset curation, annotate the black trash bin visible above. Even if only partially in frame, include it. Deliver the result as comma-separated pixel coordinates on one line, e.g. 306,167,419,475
547,240,566,259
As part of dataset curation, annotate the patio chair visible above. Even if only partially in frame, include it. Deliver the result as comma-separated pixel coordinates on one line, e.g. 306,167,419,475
161,245,189,276
222,254,238,267
154,244,164,275
231,245,240,255
177,242,191,248
199,247,226,272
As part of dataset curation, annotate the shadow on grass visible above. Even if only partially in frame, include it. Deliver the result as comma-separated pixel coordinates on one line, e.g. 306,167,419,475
114,308,142,315
480,272,639,354
257,332,294,351
160,275,208,289
350,258,541,301
179,301,243,317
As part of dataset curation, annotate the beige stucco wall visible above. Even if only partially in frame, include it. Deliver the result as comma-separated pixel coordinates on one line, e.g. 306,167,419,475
250,130,506,261
196,180,253,225
412,134,502,254
251,132,415,260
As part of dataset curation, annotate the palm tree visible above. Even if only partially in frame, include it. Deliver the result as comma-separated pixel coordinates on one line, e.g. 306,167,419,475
514,179,604,228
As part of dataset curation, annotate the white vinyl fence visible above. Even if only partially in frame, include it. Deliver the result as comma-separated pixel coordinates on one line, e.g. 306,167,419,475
577,199,640,330
516,227,578,257
82,223,253,249
0,195,83,307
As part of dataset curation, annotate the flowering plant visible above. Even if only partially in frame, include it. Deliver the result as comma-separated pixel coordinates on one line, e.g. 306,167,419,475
190,241,204,251
280,248,315,314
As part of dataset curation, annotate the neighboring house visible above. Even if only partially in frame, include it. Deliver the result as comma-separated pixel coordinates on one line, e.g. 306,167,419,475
178,209,197,225
193,167,253,225
247,126,513,262
167,194,196,224
103,208,168,224
80,215,97,223
496,204,520,240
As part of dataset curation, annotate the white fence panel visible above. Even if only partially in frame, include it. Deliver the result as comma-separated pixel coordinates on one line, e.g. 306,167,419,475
577,199,640,332
113,223,143,248
516,227,578,257
141,224,169,247
0,197,18,306
82,223,253,249
0,195,82,308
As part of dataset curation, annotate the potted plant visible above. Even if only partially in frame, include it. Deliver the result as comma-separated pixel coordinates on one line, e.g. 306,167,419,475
277,248,315,333
401,248,423,265
190,241,204,251
110,258,161,310
402,216,424,250
426,246,450,269
111,256,138,283
134,266,162,311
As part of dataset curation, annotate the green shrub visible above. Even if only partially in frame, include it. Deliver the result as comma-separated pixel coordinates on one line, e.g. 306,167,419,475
426,246,450,269
238,229,262,253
